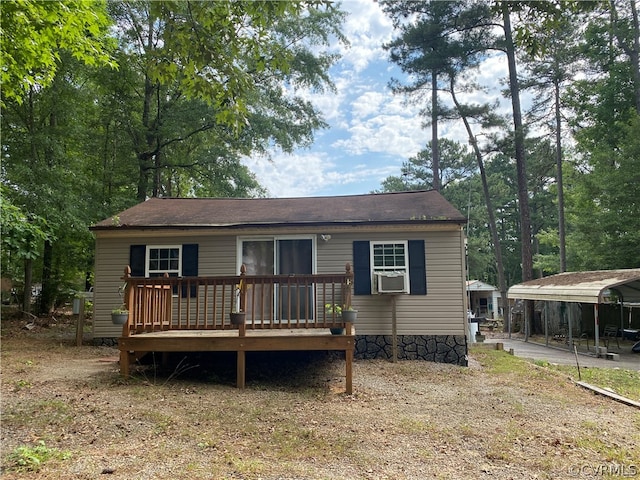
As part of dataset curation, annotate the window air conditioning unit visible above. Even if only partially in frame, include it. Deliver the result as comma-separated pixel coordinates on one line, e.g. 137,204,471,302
375,271,408,294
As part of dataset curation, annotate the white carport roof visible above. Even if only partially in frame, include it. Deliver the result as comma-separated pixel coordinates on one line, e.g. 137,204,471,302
507,269,640,304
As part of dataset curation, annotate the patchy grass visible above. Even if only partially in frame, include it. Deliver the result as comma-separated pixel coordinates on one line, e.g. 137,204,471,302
471,345,640,401
2,317,640,479
547,364,640,401
5,442,71,473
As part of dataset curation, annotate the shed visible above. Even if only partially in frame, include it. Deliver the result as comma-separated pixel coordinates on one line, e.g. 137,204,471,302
90,190,470,366
508,269,640,352
466,280,500,319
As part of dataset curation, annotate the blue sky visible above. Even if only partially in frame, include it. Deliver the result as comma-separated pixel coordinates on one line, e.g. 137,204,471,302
242,0,512,198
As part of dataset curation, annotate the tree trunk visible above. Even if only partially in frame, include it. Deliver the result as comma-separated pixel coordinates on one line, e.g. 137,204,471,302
137,12,157,202
502,3,533,284
23,258,33,317
554,78,567,272
450,81,510,334
502,3,534,338
431,70,440,191
39,240,55,315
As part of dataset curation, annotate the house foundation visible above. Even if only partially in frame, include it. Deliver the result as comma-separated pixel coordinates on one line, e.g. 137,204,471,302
95,334,469,366
355,335,468,366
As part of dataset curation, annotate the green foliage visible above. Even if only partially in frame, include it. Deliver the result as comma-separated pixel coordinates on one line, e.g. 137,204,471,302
0,194,53,262
6,441,71,473
0,0,116,104
378,139,477,192
105,0,345,201
2,1,345,308
566,114,640,269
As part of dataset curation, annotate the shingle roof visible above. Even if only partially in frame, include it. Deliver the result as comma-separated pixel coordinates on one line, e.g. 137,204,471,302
91,190,466,230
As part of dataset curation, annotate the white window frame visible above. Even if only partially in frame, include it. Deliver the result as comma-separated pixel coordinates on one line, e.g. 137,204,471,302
237,235,317,322
236,235,317,275
370,240,409,292
146,245,182,277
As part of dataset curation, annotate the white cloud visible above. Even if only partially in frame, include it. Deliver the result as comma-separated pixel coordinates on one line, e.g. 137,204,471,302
250,0,519,198
243,152,338,198
351,91,385,119
338,0,394,72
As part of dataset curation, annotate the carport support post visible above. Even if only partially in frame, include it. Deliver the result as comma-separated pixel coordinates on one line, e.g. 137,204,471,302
594,304,600,356
524,301,529,342
544,302,549,346
568,302,574,348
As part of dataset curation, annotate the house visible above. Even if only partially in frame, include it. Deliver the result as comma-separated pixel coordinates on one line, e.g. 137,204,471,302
90,190,469,372
466,280,500,319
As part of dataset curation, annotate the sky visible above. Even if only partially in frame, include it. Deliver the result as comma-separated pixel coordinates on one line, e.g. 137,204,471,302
242,0,511,199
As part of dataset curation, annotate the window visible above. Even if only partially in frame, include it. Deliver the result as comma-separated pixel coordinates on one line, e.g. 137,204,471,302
353,240,426,295
371,242,409,293
372,242,407,272
129,244,198,297
240,236,314,321
148,246,181,277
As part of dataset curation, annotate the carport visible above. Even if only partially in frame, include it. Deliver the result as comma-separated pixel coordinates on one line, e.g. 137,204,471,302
508,269,640,355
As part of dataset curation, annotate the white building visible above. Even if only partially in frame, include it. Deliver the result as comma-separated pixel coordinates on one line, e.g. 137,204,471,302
467,280,500,319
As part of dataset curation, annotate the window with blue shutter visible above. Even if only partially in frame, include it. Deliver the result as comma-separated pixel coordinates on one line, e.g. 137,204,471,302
408,240,427,295
128,244,199,297
353,241,371,295
352,240,426,295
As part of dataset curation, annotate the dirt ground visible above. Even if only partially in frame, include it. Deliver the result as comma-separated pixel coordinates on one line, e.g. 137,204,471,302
1,313,639,480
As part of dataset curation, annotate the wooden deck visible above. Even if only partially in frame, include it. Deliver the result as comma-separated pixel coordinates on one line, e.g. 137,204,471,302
119,324,355,393
117,264,356,393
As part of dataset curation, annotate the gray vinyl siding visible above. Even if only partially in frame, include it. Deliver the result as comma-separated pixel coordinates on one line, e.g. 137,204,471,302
94,234,238,337
316,229,466,336
93,226,466,338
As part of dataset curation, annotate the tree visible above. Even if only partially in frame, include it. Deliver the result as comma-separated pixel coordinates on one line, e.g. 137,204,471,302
380,139,476,192
106,1,345,201
382,1,492,192
0,193,54,314
521,12,583,273
0,0,116,104
499,3,533,287
2,1,348,311
563,0,640,270
2,54,104,313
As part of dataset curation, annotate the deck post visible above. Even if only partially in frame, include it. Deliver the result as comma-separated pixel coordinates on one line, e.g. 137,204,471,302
121,266,133,338
120,349,130,378
119,267,133,378
237,265,247,389
345,323,353,395
344,263,353,309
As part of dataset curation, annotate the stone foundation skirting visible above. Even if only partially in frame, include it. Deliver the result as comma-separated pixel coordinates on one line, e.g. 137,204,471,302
355,335,468,366
95,334,468,366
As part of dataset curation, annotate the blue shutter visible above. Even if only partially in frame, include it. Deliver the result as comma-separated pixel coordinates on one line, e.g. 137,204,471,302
182,244,198,298
129,245,146,277
353,241,371,295
408,240,427,295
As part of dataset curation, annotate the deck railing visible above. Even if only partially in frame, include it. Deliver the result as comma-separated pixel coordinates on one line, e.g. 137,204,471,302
121,264,354,337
